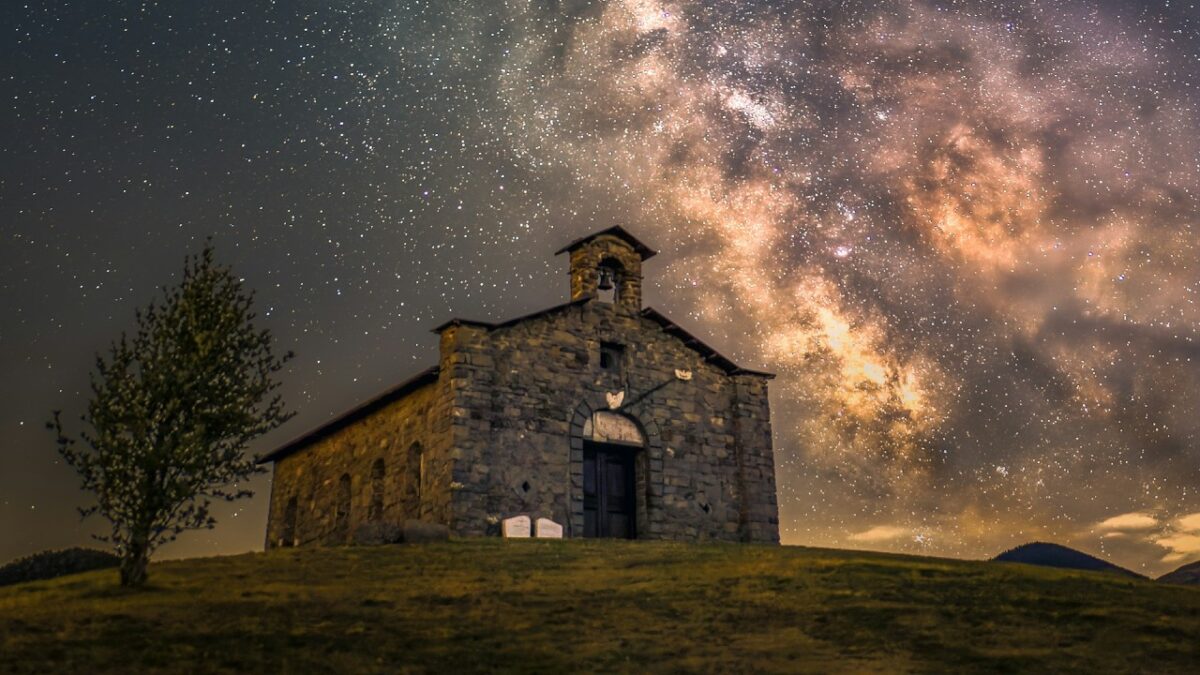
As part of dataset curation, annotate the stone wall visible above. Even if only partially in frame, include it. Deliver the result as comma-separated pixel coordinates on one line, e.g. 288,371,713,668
439,323,499,533
440,298,779,543
265,379,449,548
732,374,779,542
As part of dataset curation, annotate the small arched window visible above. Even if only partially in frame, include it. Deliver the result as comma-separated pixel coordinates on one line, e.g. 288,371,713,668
281,496,298,547
407,442,424,519
369,458,386,522
335,473,352,539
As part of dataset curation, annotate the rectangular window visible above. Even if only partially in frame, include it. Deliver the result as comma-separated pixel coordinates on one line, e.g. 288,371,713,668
599,342,624,371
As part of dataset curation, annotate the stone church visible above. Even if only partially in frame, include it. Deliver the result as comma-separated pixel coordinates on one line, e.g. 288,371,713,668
261,227,779,546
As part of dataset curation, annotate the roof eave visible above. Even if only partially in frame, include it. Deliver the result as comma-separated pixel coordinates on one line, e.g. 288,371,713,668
256,366,440,465
554,225,658,260
431,317,495,333
640,307,775,379
431,298,591,334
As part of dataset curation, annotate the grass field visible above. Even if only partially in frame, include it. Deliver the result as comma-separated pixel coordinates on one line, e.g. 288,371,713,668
1,539,1198,673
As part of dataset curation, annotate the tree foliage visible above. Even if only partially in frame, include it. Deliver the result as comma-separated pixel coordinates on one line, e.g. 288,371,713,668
49,242,293,586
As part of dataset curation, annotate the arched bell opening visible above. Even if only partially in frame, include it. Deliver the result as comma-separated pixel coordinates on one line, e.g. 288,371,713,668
596,257,624,305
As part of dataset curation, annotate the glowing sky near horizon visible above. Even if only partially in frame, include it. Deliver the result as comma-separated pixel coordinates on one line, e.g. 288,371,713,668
2,0,1199,575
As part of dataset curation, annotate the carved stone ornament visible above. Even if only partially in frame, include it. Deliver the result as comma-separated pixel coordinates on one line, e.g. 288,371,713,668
605,390,625,409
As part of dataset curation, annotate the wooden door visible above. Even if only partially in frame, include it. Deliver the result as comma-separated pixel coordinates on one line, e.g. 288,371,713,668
583,442,636,539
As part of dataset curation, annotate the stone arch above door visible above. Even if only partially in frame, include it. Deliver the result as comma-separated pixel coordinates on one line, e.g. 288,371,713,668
582,410,645,446
568,397,663,539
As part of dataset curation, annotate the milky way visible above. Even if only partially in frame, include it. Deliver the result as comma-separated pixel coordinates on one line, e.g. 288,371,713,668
3,0,1198,574
483,0,1200,571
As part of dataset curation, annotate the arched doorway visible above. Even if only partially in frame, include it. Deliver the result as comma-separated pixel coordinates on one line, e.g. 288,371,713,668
581,410,644,539
569,400,665,539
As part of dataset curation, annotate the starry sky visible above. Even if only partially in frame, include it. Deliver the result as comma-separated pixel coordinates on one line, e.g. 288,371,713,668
3,0,1199,576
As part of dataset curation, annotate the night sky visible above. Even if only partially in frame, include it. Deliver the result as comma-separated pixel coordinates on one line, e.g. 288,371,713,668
3,0,1199,576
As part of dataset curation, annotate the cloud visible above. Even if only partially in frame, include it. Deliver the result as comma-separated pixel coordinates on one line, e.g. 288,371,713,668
1152,514,1200,563
1176,513,1200,533
1154,533,1200,563
848,526,909,543
1095,512,1159,532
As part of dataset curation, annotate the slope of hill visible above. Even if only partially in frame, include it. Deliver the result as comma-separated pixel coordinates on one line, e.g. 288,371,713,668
1,540,1198,673
992,542,1144,578
1159,560,1200,585
0,547,118,587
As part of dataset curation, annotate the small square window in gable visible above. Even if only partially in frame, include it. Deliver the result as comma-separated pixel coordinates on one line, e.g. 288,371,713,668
599,342,625,372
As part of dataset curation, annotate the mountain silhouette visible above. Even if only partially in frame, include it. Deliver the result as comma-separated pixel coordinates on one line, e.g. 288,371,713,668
992,542,1144,579
1157,560,1200,585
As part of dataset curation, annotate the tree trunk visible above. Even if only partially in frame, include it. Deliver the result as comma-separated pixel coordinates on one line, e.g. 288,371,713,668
120,534,151,587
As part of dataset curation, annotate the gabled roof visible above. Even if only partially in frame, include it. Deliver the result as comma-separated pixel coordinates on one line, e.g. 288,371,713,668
256,366,439,464
554,225,658,260
259,300,772,464
640,308,775,379
434,300,772,377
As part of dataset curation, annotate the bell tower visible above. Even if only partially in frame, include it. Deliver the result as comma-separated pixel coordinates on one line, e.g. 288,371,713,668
555,226,657,312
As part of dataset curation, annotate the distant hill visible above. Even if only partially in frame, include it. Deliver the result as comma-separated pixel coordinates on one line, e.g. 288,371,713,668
1158,560,1200,585
992,542,1144,579
0,547,118,587
2,541,1198,673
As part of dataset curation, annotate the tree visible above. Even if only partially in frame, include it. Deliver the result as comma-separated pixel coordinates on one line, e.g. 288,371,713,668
49,242,294,587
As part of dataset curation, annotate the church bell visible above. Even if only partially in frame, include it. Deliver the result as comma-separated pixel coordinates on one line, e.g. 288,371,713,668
597,267,615,291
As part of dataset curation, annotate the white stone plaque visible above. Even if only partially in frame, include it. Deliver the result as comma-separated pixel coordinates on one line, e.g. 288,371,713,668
583,411,645,446
535,518,563,539
502,515,531,538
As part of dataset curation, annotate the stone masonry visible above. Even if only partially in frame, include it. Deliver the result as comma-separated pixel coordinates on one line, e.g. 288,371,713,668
262,226,779,547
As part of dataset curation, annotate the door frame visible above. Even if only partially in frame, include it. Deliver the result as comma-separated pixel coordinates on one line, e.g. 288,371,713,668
567,400,665,539
582,440,638,539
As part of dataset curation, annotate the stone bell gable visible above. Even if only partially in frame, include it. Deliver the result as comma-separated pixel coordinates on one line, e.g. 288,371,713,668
261,227,779,548
557,225,654,310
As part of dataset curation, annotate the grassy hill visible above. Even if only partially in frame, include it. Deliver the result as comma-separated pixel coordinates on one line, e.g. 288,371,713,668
992,542,1144,578
1,540,1198,674
1159,560,1200,585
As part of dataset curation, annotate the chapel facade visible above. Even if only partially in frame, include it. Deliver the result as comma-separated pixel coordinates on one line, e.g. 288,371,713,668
261,227,779,546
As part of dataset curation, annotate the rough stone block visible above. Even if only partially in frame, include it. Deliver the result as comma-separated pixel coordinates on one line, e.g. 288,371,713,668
403,520,451,543
353,521,403,546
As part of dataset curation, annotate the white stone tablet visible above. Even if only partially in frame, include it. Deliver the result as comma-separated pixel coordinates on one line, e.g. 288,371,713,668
502,514,531,538
535,518,563,539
